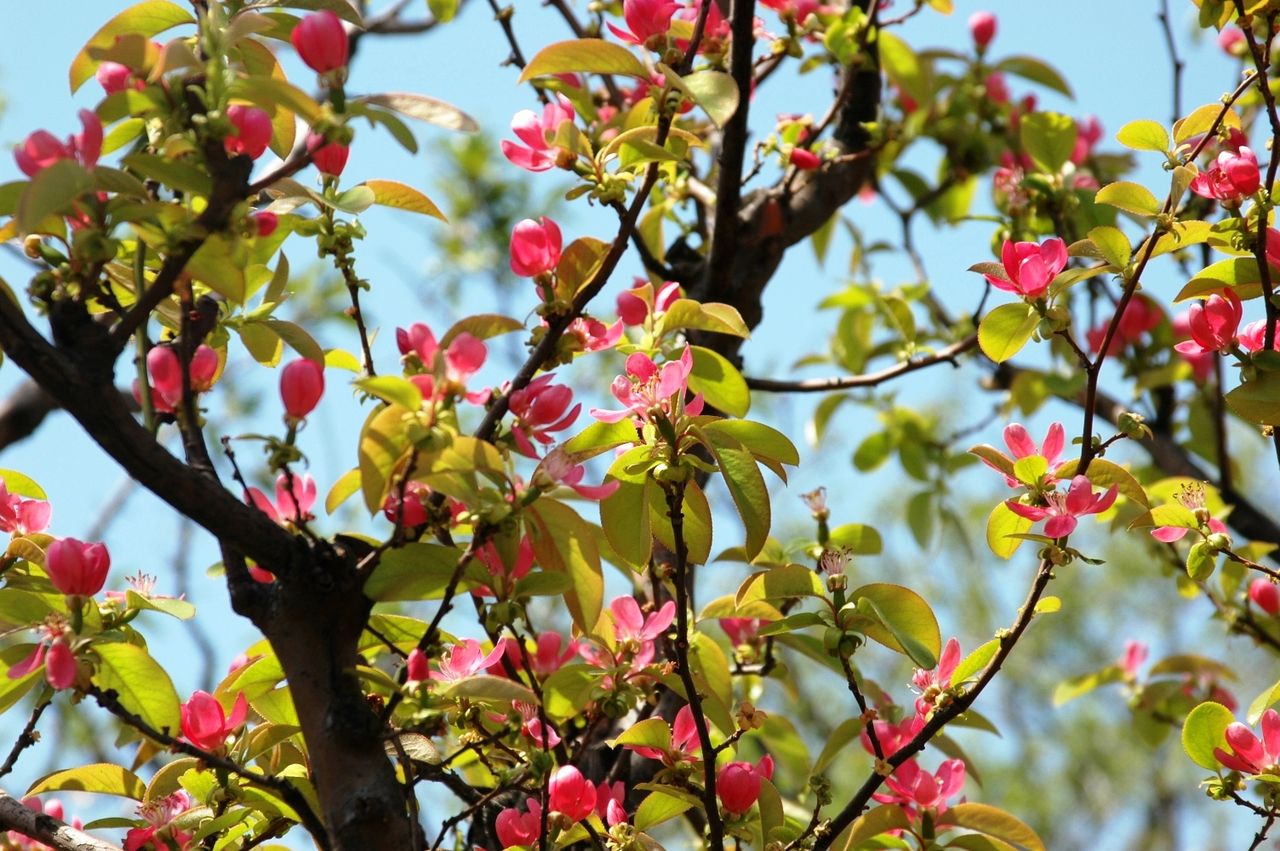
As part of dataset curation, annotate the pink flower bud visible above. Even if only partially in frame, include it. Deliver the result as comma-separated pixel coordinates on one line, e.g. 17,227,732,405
45,640,77,690
253,211,278,238
95,61,134,95
548,765,596,822
1251,578,1280,616
1219,27,1246,57
280,358,325,419
45,537,111,597
969,11,997,48
180,691,249,752
789,147,821,170
509,217,563,277
224,105,272,160
717,756,774,814
291,10,350,74
405,648,430,683
189,345,219,392
307,132,350,177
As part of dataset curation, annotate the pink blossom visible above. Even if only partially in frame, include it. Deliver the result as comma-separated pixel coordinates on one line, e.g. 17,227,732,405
508,374,580,457
519,703,561,750
968,11,996,48
1190,147,1260,204
306,132,349,177
618,280,681,326
912,637,961,717
383,480,431,528
983,238,1067,300
224,105,272,159
590,347,703,425
405,649,430,684
984,72,1010,105
15,109,102,177
608,0,679,47
1004,474,1118,538
1120,639,1148,679
1219,27,1247,57
492,633,578,681
397,323,488,400
790,147,821,170
291,10,349,73
96,61,139,95
760,0,829,24
874,758,966,818
9,632,78,691
45,537,110,597
1239,319,1280,353
495,798,541,847
1151,482,1226,544
1070,115,1103,165
1171,311,1215,382
124,791,192,851
502,95,577,172
717,755,775,814
862,714,924,757
720,617,770,646
253,211,278,238
510,217,563,277
146,345,219,408
530,448,620,500
1215,709,1280,774
0,482,51,536
473,536,535,598
675,2,730,53
430,639,505,682
600,595,675,666
180,691,249,752
1250,579,1280,616
566,316,624,352
976,421,1065,488
247,473,317,527
595,781,626,825
1174,291,1243,356
626,704,703,765
1086,296,1162,354
548,765,596,822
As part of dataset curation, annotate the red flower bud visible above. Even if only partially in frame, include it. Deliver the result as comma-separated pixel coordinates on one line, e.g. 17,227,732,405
280,358,325,419
509,217,563,277
45,537,110,597
969,11,997,48
548,765,596,822
789,147,821,170
291,10,350,74
253,211,279,238
307,132,349,177
224,105,272,160
1251,578,1280,616
180,691,249,752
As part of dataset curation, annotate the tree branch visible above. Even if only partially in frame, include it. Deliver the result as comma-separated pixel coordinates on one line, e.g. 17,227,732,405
0,787,122,851
745,335,977,393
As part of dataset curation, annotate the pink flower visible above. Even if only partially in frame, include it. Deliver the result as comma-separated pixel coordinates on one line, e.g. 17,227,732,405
976,421,1065,488
530,449,620,501
1120,639,1148,679
508,374,580,457
718,755,775,814
874,758,966,817
608,0,679,46
1239,319,1280,353
1250,579,1280,616
1151,482,1226,544
912,637,961,717
405,649,430,684
863,716,925,759
618,280,681,326
760,0,828,24
590,347,702,425
253,211,278,238
1171,311,1215,382
291,10,349,73
968,11,997,48
180,691,249,752
983,238,1067,300
566,316,624,352
1004,474,1118,538
280,358,325,419
9,632,78,691
430,639,505,682
1219,27,1247,57
96,61,142,95
1086,296,1162,354
146,345,219,408
383,480,431,528
510,217,563,277
397,323,488,400
1174,291,1243,356
595,780,626,825
45,537,110,597
248,473,317,526
610,595,675,664
984,72,1010,105
495,798,541,847
502,95,577,172
626,704,703,765
548,765,596,822
124,791,192,851
224,105,272,159
789,147,821,170
15,109,102,177
0,482,51,536
1070,115,1103,165
1215,709,1280,774
306,132,349,177
675,1,729,52
1190,147,1260,204
720,617,770,647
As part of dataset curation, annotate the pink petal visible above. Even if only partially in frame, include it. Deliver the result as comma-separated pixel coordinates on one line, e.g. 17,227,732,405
1043,514,1077,538
1151,526,1189,543
1002,424,1035,458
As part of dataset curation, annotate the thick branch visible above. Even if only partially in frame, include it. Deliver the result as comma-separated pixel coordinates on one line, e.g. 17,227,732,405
0,788,121,851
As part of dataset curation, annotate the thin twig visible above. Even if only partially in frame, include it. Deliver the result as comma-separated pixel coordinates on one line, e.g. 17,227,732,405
745,335,977,392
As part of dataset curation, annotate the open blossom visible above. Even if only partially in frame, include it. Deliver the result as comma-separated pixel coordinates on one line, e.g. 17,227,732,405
0,482,51,535
1190,146,1261,204
566,316,624,353
247,473,317,526
1251,579,1280,615
875,758,966,818
510,217,562,278
397,323,488,401
1086,296,1162,354
1171,311,1215,383
720,617,770,647
472,536,534,598
626,704,703,765
147,345,219,408
1215,709,1280,774
1239,318,1280,353
1151,482,1227,543
608,0,679,46
495,797,541,847
617,279,681,326
976,421,1064,488
718,755,775,815
595,781,628,827
502,95,576,172
224,104,272,159
180,691,249,752
291,10,349,74
1120,639,1148,679
610,595,675,665
491,632,578,679
530,448,619,500
589,347,703,425
430,639,504,682
862,714,924,757
912,637,961,717
983,238,1067,300
15,109,102,177
1005,474,1118,538
508,374,580,457
45,538,110,597
124,791,192,851
1174,291,1243,356
548,765,596,822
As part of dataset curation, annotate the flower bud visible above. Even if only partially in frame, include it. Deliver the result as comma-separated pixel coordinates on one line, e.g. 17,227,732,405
291,10,350,74
509,217,563,277
253,211,279,238
307,132,350,177
45,537,111,597
969,11,997,48
280,358,325,419
548,765,596,822
224,105,272,160
789,147,821,170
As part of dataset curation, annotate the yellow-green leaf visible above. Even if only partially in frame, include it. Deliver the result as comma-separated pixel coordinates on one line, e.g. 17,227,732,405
978,302,1039,364
28,764,146,800
520,39,647,82
92,642,181,738
364,179,446,220
70,1,194,92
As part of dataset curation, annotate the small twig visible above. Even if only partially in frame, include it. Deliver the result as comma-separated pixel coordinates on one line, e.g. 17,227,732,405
839,656,882,760
745,334,977,393
0,693,52,779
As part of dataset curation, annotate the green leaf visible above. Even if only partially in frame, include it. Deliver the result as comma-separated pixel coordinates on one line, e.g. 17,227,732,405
357,92,476,132
945,802,1046,851
1182,701,1235,770
519,39,647,82
17,160,93,234
427,0,460,21
440,675,536,705
262,0,365,24
1115,119,1170,153
92,642,181,737
1176,102,1242,145
634,788,695,831
737,564,823,606
364,179,446,220
541,664,599,721
688,346,750,418
1054,458,1148,507
662,299,750,338
608,717,670,750
227,75,321,124
852,583,941,668
648,479,713,565
358,403,411,512
1019,112,1077,173
878,30,930,105
1088,226,1131,268
0,470,47,499
701,432,769,559
828,523,882,555
831,805,911,849
995,55,1073,98
978,302,1039,363
1096,181,1161,217
439,314,524,347
526,499,604,632
188,234,247,303
813,717,864,775
1227,373,1280,425
354,375,423,411
986,502,1033,559
600,478,653,568
121,153,212,196
70,1,194,92
28,764,146,800
1052,666,1122,706
124,590,196,620
681,70,739,128
563,420,638,460
364,543,469,602
952,639,1000,685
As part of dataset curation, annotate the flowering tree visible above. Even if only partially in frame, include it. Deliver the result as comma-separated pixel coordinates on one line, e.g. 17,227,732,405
3,0,1280,849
